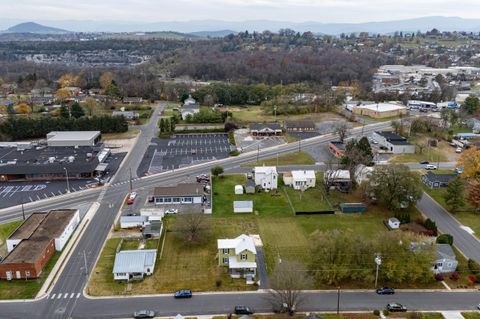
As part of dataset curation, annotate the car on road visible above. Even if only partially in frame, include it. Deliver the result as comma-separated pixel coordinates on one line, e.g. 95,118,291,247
425,164,437,170
174,289,192,299
133,310,155,318
477,303,480,310
455,167,464,174
127,192,137,205
234,305,254,315
419,160,429,164
165,208,178,214
386,303,407,312
376,287,395,295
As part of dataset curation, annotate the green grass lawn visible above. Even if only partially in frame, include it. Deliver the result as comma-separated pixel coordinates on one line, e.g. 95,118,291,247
0,221,21,255
0,251,61,299
355,114,401,123
242,151,315,167
462,313,480,319
390,149,448,163
283,175,332,212
212,175,292,217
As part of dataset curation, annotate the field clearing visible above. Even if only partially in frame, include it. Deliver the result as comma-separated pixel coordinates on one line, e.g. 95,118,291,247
229,105,344,123
243,151,315,167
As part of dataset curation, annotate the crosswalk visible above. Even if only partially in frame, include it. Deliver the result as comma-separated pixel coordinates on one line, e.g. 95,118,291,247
49,292,81,300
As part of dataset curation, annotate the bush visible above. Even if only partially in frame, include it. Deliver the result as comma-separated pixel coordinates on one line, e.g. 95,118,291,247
229,150,240,156
467,274,477,285
468,259,480,275
449,272,460,281
215,278,222,287
436,234,454,246
434,273,444,281
383,310,389,316
395,212,411,224
373,310,380,316
424,218,438,236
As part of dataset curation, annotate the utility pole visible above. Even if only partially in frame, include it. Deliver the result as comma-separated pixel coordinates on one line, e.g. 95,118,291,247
375,254,382,288
21,202,25,221
298,139,301,152
337,287,340,315
257,145,260,163
129,167,133,192
63,167,70,193
83,250,88,276
276,152,279,167
274,105,277,122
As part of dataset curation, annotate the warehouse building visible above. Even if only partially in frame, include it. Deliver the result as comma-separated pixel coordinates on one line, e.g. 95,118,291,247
0,209,80,280
47,131,101,147
352,103,407,119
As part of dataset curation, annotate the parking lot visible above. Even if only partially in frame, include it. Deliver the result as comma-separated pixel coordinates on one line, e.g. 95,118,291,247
0,152,126,209
138,133,232,175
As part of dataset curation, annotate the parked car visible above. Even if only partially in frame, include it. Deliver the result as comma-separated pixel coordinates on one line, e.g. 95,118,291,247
456,147,463,153
148,196,154,203
129,192,137,200
174,289,192,299
386,303,407,312
196,174,209,182
133,310,155,318
477,303,480,310
376,287,395,295
419,160,429,165
191,148,197,155
234,305,255,315
273,302,296,315
127,198,134,205
455,167,464,174
425,164,437,170
165,208,178,214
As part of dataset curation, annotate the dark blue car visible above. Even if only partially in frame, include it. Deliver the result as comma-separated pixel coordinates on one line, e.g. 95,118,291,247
174,289,192,299
376,287,395,295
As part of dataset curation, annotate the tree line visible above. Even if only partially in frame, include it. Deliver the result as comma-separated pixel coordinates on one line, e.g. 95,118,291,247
0,115,128,140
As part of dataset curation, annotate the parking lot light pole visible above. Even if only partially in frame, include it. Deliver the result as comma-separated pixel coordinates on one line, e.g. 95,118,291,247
63,167,70,193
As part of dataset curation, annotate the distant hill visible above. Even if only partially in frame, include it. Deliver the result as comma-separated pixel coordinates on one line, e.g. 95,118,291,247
5,22,70,34
188,30,237,38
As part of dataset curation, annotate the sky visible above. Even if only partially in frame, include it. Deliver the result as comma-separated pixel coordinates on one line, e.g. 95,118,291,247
1,0,480,24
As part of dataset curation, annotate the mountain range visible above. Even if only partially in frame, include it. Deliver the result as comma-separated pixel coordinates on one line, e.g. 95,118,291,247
2,16,480,35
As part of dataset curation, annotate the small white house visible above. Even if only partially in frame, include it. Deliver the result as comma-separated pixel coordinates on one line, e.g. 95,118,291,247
388,217,400,229
433,244,458,274
254,166,278,190
234,185,244,195
284,170,316,190
113,249,157,281
233,201,253,213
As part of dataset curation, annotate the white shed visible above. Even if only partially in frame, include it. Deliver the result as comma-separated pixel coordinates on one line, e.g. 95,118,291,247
388,217,400,229
234,185,244,195
233,201,253,213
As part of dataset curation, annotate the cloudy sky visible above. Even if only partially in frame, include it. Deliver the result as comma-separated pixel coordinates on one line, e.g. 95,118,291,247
1,0,479,24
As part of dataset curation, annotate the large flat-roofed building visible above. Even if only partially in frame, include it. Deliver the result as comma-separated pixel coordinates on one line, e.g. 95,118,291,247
352,103,407,119
0,144,109,181
0,209,80,280
47,131,101,147
153,183,204,205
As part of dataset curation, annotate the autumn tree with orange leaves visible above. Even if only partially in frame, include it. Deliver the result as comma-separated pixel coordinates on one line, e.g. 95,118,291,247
457,147,480,212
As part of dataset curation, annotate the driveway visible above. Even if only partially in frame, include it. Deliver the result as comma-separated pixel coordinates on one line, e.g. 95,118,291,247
416,193,480,263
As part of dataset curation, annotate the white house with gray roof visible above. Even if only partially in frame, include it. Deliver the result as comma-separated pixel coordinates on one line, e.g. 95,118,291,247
113,249,157,281
432,244,458,274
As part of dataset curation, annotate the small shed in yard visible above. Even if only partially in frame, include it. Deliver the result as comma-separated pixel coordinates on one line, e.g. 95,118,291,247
233,201,253,213
339,203,367,213
120,215,148,229
245,179,256,194
388,217,400,229
234,185,244,195
143,221,163,239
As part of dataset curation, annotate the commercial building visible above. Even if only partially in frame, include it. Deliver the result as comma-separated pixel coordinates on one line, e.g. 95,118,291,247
153,183,204,205
249,123,282,137
328,141,345,158
0,209,80,280
47,131,101,147
352,103,407,119
112,249,157,281
0,131,110,181
372,131,415,154
284,120,316,132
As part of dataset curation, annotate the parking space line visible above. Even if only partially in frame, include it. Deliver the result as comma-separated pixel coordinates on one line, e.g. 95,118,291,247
57,293,62,299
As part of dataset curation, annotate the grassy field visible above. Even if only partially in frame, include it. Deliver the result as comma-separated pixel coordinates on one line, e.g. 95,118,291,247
229,105,344,123
390,148,448,163
102,128,140,140
0,251,61,299
462,313,480,319
283,174,332,212
242,151,315,167
0,221,22,257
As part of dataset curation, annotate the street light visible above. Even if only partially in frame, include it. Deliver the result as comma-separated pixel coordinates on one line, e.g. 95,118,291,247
63,167,70,193
336,286,340,314
374,253,382,288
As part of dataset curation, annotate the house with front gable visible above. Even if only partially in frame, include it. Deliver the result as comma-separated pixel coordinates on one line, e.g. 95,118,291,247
217,234,257,283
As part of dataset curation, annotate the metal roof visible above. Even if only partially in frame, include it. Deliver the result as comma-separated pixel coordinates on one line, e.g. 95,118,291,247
112,249,157,274
47,131,100,142
233,201,253,209
154,183,203,197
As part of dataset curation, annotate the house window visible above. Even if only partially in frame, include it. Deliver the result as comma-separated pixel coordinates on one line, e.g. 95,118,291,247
223,257,229,263
173,197,180,203
183,197,193,203
223,248,229,254
156,198,163,203
240,254,248,260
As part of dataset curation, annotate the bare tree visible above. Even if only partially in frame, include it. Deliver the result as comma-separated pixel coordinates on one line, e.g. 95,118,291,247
173,213,211,243
267,260,312,315
334,122,349,143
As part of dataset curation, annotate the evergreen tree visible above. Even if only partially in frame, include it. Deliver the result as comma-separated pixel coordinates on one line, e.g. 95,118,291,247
159,118,165,132
444,177,465,213
59,104,70,118
70,102,85,119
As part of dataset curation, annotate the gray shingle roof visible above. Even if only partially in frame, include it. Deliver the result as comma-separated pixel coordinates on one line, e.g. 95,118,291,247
249,123,282,131
112,250,157,274
423,172,457,183
436,244,456,260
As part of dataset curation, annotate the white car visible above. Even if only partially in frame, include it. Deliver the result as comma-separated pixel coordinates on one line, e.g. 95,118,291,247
456,147,463,153
425,164,437,170
129,192,137,200
165,208,178,214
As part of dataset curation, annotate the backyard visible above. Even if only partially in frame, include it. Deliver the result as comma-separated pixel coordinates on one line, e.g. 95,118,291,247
390,136,456,164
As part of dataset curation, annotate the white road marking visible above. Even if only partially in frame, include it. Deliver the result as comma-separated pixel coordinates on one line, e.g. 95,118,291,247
50,294,56,299
76,293,81,298
70,293,75,298
64,294,68,299
57,293,62,299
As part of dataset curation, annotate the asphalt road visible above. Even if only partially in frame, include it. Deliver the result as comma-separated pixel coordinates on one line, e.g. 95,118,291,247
417,193,480,263
5,120,478,318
